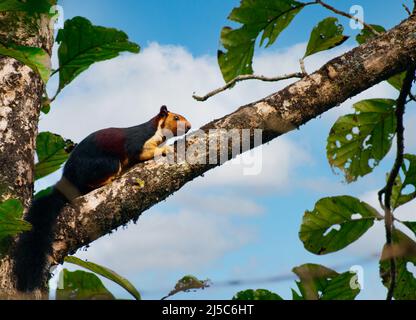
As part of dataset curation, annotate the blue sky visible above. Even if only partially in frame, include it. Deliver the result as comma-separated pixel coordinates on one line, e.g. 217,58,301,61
41,0,416,300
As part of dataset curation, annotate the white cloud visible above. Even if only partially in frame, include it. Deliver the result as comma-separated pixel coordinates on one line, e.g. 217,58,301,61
72,210,254,275
169,192,264,217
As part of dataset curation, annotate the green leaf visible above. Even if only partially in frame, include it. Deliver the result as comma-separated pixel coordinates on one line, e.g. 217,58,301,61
233,289,283,300
218,0,305,82
403,221,416,236
65,256,141,300
327,99,396,182
0,199,31,240
391,154,416,209
34,186,53,200
0,0,56,14
56,16,140,93
299,196,381,255
0,43,51,82
35,132,73,180
291,288,304,300
304,17,349,58
56,269,115,300
0,199,31,255
388,72,407,91
380,230,416,300
218,26,256,83
356,24,385,45
41,97,51,114
163,275,211,300
292,264,360,300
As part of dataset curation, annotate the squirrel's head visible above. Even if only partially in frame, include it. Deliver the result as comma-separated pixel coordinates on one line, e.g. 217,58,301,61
156,105,192,137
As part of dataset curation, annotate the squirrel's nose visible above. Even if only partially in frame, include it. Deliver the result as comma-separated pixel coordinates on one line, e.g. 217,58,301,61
185,122,192,132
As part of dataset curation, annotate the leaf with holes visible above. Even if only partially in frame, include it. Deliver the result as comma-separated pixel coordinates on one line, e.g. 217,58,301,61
35,132,73,180
391,154,416,209
233,289,283,300
380,230,416,300
56,269,115,300
292,264,360,300
299,196,381,255
65,256,141,300
0,43,51,82
218,0,305,82
0,0,56,13
56,16,140,93
327,99,396,183
304,17,349,58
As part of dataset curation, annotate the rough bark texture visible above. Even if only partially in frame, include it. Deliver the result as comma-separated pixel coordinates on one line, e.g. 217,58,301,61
0,11,53,298
51,14,416,264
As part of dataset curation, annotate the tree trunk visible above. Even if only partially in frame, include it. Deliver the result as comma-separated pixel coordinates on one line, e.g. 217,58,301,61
0,11,53,298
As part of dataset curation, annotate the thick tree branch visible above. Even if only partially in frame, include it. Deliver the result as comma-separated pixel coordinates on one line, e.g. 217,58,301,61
51,14,416,264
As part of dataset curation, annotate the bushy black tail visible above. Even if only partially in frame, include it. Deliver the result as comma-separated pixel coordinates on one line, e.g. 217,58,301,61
14,188,68,292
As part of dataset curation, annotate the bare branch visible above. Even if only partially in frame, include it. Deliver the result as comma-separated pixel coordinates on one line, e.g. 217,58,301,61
299,58,308,76
192,72,304,102
378,65,416,300
48,15,416,266
316,0,382,35
403,3,412,16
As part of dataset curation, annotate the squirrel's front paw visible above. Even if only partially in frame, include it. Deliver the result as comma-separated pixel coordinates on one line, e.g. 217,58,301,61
156,145,174,157
162,145,174,156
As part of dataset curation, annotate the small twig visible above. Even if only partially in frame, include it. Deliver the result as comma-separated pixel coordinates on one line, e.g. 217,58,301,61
299,58,308,76
316,0,381,36
192,72,304,102
378,65,416,301
50,68,59,78
403,3,412,16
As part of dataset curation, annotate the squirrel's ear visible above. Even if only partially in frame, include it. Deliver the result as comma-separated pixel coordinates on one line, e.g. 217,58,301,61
160,105,168,117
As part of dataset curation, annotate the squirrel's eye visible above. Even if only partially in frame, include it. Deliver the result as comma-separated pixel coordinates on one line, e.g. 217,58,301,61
174,116,180,121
